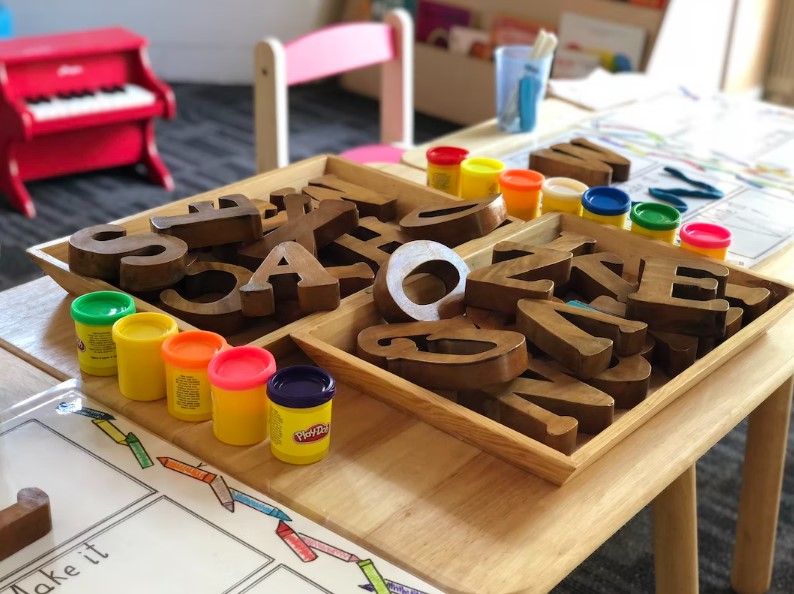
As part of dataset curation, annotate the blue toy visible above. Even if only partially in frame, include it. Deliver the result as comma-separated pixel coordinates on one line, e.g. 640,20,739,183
0,4,12,39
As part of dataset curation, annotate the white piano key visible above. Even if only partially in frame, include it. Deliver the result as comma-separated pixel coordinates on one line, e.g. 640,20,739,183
25,84,156,122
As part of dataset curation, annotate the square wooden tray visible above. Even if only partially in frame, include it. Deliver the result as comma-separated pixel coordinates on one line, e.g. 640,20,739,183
289,213,794,485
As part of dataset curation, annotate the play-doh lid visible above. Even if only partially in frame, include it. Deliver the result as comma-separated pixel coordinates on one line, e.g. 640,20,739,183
112,312,178,342
426,146,469,166
162,330,228,369
71,291,135,326
208,346,277,392
499,169,544,192
460,157,506,177
630,202,681,231
542,177,588,199
680,222,732,249
267,365,336,409
582,186,631,216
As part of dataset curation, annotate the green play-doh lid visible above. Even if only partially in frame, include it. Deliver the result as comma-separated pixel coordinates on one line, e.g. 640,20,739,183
71,291,136,326
630,202,682,231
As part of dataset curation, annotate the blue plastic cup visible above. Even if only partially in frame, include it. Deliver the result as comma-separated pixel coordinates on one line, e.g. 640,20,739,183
495,45,553,134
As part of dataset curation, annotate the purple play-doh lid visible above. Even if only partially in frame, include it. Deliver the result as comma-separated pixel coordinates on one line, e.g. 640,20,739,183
267,365,336,409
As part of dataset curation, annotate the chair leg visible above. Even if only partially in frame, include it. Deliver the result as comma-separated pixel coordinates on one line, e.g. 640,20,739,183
142,121,174,191
0,154,35,218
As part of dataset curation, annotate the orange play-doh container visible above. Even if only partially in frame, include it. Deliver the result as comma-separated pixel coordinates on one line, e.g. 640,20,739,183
499,169,544,220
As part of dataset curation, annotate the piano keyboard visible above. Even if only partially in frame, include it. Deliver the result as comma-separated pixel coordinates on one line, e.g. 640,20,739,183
25,84,156,121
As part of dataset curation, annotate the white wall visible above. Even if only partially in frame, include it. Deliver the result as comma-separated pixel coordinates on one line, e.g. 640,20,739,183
4,0,345,83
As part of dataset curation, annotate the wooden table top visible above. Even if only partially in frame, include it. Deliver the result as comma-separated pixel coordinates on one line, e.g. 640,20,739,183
1,269,793,594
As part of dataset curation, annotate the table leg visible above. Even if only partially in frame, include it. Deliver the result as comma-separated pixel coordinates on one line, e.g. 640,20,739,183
653,465,699,594
731,375,794,594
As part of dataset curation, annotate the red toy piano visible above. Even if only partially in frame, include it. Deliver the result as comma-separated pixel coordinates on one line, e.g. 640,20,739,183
0,27,175,217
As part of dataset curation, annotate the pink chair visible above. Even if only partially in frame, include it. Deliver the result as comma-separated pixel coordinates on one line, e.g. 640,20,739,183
254,9,414,173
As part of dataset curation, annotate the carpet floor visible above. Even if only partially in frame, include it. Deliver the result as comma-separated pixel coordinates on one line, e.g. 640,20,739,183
0,82,791,594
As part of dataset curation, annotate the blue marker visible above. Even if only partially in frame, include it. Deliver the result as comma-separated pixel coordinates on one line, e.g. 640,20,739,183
229,488,291,521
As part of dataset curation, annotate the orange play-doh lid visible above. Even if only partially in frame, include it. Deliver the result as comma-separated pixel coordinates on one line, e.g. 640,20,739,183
499,169,544,192
161,330,228,369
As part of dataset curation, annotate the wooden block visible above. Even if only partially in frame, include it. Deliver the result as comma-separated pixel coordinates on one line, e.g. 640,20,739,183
553,137,631,181
327,263,374,297
458,388,579,455
465,306,516,331
324,217,412,272
589,296,628,318
650,330,698,377
516,299,647,378
283,193,317,255
725,283,771,323
529,148,613,187
697,306,744,358
627,257,730,337
640,334,656,362
240,241,340,317
586,354,652,409
357,319,529,390
570,253,637,302
0,487,52,562
160,261,252,335
238,199,358,267
492,232,596,263
465,247,572,313
373,240,470,322
308,174,397,222
269,187,297,210
150,194,263,249
399,195,508,247
69,224,188,292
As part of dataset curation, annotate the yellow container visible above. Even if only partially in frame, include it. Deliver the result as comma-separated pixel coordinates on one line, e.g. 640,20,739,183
460,157,505,200
208,346,277,446
112,312,178,401
70,291,135,376
161,330,228,422
541,177,588,215
581,186,631,229
267,366,335,465
498,169,544,220
426,146,468,196
630,202,681,244
679,222,732,260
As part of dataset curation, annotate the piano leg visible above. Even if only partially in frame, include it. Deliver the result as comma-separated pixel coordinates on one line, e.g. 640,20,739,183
0,155,35,218
142,120,174,192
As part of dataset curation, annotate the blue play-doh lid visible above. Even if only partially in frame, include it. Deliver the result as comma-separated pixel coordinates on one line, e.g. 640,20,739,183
267,365,336,409
582,186,631,216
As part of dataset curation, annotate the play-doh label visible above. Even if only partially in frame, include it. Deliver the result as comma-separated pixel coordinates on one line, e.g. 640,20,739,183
293,423,330,444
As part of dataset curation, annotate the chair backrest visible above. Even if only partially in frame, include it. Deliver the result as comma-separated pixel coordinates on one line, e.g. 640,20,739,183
254,9,413,173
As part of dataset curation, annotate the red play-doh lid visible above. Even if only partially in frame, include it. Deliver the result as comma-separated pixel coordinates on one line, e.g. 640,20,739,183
680,222,732,249
208,346,277,392
426,146,469,166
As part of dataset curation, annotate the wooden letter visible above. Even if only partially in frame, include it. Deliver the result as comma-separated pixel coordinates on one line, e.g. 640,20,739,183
570,253,637,302
588,295,628,318
725,283,771,323
0,488,52,561
308,174,397,221
627,257,730,337
327,263,374,297
357,319,529,390
529,138,631,186
697,306,744,357
324,217,411,272
586,354,652,409
399,195,508,247
373,240,470,322
649,330,699,377
493,231,596,262
465,247,572,313
240,241,340,317
160,262,252,335
150,194,263,248
69,224,188,292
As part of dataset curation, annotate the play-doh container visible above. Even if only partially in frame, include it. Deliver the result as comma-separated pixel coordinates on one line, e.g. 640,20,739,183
679,222,732,260
426,146,469,196
499,169,544,220
161,330,228,422
208,346,277,446
112,312,178,401
70,291,135,376
581,186,631,228
267,365,336,465
459,157,505,199
630,202,681,244
541,177,588,215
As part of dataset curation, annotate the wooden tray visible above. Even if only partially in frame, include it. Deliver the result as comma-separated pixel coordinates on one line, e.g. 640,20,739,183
289,213,794,485
28,155,516,358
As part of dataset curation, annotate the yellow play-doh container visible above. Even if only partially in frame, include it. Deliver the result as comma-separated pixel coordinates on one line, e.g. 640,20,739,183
581,186,631,228
541,177,588,215
112,312,178,401
426,146,469,196
679,222,732,260
70,291,135,376
498,169,544,220
460,157,505,200
208,346,277,446
161,330,228,422
267,366,335,465
630,202,681,244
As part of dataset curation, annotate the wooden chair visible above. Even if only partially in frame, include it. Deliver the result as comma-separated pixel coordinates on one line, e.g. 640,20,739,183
254,9,414,173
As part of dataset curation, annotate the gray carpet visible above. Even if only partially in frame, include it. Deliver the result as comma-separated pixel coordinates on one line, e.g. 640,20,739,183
0,83,792,594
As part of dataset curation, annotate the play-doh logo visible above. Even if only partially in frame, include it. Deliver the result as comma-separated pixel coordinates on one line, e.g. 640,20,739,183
293,423,330,444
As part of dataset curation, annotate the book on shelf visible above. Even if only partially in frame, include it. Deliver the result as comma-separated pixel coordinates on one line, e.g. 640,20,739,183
449,25,491,60
415,0,472,47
